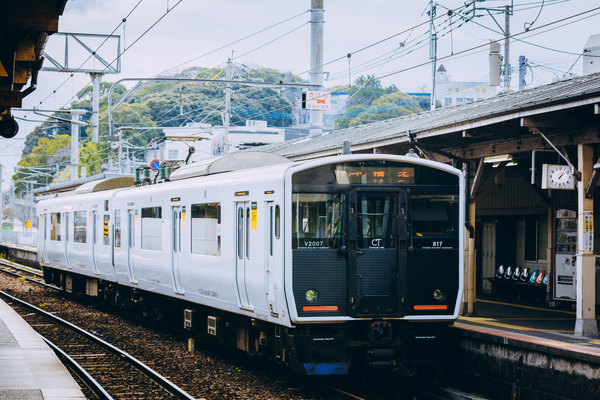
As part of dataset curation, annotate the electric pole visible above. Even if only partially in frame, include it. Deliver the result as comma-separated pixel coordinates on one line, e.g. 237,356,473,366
504,4,511,91
90,73,103,143
224,55,232,152
518,55,527,90
309,0,324,137
429,0,437,110
70,109,86,181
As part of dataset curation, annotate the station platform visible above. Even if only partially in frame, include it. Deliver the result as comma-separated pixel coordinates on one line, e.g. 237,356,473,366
0,298,86,400
455,296,600,361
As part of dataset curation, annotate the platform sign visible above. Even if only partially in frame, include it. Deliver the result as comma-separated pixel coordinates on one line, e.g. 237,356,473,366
150,159,160,172
304,91,330,110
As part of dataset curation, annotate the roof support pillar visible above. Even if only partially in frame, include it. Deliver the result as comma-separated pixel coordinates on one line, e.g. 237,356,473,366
574,144,598,337
462,160,477,316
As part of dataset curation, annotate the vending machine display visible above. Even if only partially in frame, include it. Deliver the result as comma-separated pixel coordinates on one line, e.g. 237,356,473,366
554,209,577,300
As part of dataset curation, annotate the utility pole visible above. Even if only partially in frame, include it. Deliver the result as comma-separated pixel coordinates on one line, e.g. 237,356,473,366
503,4,511,91
429,0,437,110
309,0,324,137
224,55,232,152
518,55,527,90
90,73,103,143
224,56,232,129
70,109,86,181
118,129,123,173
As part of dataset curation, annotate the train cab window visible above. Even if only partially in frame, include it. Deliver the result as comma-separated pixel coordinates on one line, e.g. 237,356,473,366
141,206,162,250
50,212,61,241
410,195,459,249
292,193,344,249
74,211,87,243
114,210,121,248
191,203,221,256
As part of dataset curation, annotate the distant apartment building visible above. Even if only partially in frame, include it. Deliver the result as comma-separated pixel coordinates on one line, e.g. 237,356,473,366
323,91,349,130
147,121,284,165
435,64,496,108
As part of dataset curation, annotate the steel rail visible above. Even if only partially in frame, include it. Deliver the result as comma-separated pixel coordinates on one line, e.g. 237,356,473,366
0,290,197,400
42,337,114,400
0,257,43,276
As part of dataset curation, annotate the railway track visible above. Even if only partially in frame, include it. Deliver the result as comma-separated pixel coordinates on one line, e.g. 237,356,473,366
0,290,196,400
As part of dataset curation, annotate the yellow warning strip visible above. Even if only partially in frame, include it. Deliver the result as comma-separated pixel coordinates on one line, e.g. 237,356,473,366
459,316,573,333
477,298,575,316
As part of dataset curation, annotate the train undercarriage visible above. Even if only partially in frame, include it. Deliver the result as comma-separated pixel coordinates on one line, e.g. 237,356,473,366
43,266,447,375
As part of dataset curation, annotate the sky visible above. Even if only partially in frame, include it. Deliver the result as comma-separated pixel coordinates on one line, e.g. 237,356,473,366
2,0,599,191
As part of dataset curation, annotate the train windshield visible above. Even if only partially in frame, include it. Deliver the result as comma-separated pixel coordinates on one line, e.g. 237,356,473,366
292,193,344,249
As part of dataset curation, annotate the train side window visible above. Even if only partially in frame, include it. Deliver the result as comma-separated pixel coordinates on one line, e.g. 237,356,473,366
74,211,87,243
246,206,251,259
141,206,162,250
269,206,274,256
50,212,61,241
275,205,281,239
237,208,243,259
103,215,110,246
114,210,121,248
191,203,221,256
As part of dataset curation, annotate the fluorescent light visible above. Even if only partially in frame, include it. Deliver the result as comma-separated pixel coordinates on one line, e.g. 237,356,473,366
483,154,512,163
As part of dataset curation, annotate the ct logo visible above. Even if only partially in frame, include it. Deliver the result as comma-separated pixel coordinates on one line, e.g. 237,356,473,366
371,238,382,248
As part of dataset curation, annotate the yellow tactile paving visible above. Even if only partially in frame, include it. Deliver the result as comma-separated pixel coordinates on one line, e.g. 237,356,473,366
459,316,573,334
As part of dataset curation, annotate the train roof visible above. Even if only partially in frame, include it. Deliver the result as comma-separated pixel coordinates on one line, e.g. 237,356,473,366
169,151,291,181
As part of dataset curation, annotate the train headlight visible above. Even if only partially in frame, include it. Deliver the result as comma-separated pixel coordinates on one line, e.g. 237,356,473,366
305,289,319,302
433,289,446,302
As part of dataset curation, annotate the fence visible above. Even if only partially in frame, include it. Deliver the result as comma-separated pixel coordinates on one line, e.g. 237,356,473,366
0,229,37,247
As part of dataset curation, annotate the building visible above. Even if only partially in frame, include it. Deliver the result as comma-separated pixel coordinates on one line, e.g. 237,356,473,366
148,121,285,166
323,91,349,130
435,64,497,108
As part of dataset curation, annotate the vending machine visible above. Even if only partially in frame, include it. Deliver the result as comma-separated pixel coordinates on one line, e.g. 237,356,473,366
554,209,577,301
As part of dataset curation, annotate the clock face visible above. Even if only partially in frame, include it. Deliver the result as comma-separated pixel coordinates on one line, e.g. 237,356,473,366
547,165,574,189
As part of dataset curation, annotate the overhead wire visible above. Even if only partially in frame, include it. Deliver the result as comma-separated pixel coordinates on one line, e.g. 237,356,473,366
233,5,600,123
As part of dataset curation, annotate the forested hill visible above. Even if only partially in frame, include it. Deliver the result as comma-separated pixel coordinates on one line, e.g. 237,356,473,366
14,68,427,193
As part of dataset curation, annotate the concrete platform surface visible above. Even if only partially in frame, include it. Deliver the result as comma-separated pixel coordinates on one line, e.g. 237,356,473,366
0,298,86,400
455,297,600,363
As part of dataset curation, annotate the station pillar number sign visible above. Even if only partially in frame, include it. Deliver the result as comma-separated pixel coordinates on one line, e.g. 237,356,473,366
150,159,160,172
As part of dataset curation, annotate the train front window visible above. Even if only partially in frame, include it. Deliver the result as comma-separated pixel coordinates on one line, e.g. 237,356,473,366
410,195,459,249
292,193,344,249
356,193,397,249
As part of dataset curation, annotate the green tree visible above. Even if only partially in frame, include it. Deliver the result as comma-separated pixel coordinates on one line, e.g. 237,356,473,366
13,134,71,193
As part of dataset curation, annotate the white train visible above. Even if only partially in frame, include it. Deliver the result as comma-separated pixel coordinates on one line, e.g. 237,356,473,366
37,152,464,375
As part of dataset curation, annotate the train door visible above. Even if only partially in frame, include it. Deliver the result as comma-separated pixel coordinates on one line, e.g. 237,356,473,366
127,209,137,283
265,201,278,317
91,211,99,274
41,214,48,264
348,188,407,317
171,206,184,294
64,212,71,269
235,202,252,309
